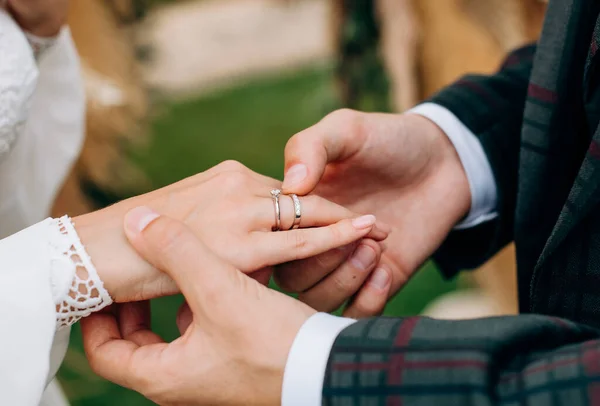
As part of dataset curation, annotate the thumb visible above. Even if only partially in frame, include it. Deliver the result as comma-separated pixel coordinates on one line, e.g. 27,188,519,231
282,110,360,194
282,133,326,195
123,206,237,309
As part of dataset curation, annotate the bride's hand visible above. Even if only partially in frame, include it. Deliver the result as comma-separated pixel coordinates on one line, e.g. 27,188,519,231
74,161,389,303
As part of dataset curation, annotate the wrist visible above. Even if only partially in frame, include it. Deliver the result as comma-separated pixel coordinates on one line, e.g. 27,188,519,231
50,216,113,327
72,212,119,298
407,102,499,229
72,210,143,302
436,127,472,225
73,206,178,303
405,113,471,225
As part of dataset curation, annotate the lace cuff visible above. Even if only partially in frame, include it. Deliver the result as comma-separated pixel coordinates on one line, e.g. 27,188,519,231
49,216,113,329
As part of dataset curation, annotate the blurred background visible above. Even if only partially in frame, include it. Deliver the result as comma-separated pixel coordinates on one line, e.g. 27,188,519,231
52,0,547,403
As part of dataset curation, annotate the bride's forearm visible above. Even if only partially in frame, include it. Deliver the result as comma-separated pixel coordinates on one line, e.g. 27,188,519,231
73,206,178,303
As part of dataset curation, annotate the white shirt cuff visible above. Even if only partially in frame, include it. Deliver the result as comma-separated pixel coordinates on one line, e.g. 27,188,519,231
407,103,498,229
281,313,356,406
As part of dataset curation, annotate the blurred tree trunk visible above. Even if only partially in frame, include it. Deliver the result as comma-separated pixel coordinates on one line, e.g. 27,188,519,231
332,0,391,112
376,0,419,112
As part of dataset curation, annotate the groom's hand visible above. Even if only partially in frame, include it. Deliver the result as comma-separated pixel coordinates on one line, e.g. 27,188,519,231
275,109,471,317
81,207,314,406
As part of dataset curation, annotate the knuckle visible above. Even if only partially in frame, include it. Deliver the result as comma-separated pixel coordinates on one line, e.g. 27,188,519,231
313,251,332,272
331,273,353,294
154,221,189,258
312,249,345,276
216,159,246,173
284,133,302,155
324,108,363,132
326,108,356,122
290,231,311,258
216,170,247,192
328,224,345,246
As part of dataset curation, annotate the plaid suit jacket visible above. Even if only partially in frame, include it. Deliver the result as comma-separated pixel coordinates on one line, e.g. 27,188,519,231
323,0,600,404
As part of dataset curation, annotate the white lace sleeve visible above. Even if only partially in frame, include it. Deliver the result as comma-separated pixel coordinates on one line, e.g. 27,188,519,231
0,218,113,405
0,9,38,162
51,216,113,328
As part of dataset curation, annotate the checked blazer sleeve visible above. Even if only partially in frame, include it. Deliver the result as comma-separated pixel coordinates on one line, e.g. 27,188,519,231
429,44,536,277
324,315,600,406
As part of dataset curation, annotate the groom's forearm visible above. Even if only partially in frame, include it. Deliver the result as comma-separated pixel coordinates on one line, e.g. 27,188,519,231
323,315,600,406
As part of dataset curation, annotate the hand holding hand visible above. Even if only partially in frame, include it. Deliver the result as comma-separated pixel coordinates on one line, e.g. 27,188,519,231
82,207,312,406
276,109,470,317
75,161,388,303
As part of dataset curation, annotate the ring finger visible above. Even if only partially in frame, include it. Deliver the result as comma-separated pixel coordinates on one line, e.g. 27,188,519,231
255,192,390,240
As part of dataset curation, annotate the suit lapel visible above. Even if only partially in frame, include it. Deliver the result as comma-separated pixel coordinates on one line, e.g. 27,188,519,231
583,13,600,100
530,2,600,269
538,128,600,265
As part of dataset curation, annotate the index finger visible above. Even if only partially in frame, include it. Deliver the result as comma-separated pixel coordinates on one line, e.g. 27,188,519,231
282,109,365,194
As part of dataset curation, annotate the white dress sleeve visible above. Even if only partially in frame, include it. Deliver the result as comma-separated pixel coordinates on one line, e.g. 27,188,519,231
0,9,37,162
0,11,112,405
0,217,112,406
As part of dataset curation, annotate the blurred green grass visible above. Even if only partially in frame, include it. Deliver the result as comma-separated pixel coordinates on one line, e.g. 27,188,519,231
58,66,461,405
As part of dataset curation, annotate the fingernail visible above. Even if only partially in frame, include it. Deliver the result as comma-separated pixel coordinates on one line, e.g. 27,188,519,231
283,164,307,189
369,268,390,290
125,206,160,233
350,245,376,271
352,215,376,229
